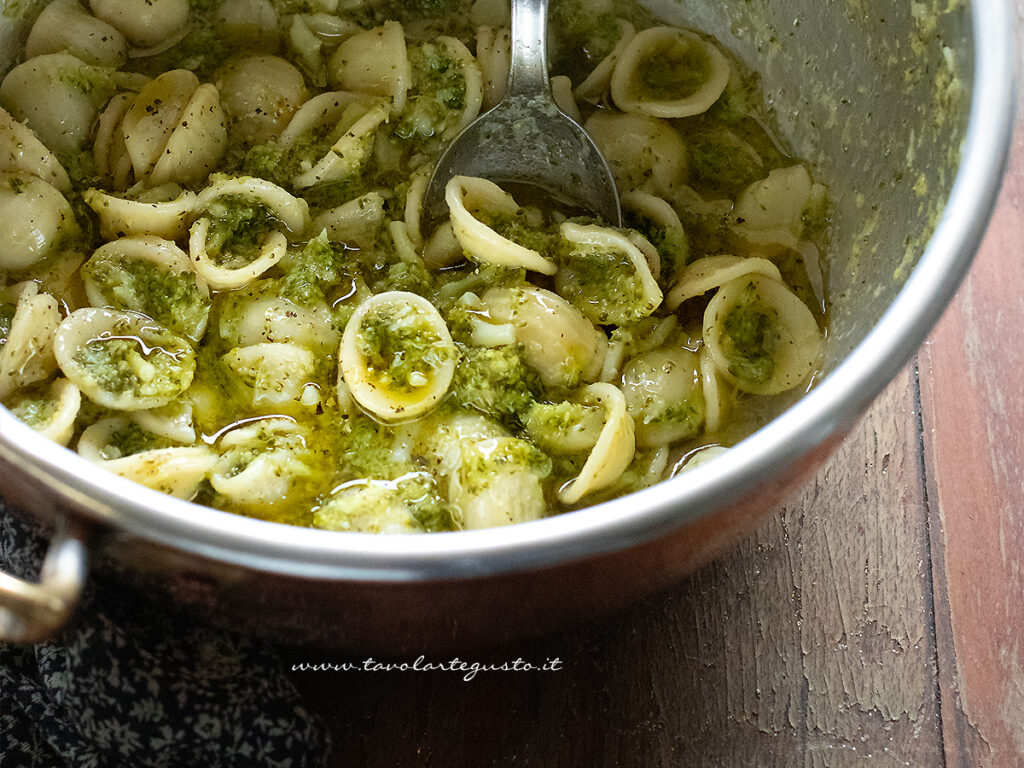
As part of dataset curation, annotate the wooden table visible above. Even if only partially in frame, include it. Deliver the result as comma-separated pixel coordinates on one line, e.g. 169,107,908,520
287,31,1024,768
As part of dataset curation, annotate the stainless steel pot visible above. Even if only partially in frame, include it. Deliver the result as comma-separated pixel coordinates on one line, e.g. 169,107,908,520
0,0,1016,651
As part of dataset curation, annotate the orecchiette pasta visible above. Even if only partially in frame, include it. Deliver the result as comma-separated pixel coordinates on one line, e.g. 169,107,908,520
78,416,217,499
621,346,705,448
88,0,189,48
0,2,832,533
217,56,307,147
54,307,196,410
0,172,78,271
0,52,113,154
6,377,81,446
217,279,340,353
557,222,663,326
121,69,228,186
0,283,61,400
665,254,783,311
610,27,730,118
130,399,195,444
312,190,386,248
447,176,556,274
558,383,635,505
340,291,457,422
224,342,318,410
449,436,549,529
483,286,607,389
328,21,410,114
26,0,128,68
475,26,510,109
293,98,389,189
0,107,71,192
80,235,210,341
585,111,688,197
215,0,279,49
190,175,311,290
83,186,198,241
210,418,312,508
703,274,822,396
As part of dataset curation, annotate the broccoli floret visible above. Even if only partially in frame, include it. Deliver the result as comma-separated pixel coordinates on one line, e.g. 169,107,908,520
242,142,293,188
394,42,468,149
372,259,434,297
280,230,351,307
357,303,455,393
557,244,658,326
451,345,540,426
455,436,552,496
523,400,604,454
203,193,281,266
81,254,208,340
6,384,57,428
688,132,765,197
314,473,459,533
720,285,779,385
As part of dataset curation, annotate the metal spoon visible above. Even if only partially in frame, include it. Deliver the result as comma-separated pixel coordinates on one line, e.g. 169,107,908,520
420,0,622,228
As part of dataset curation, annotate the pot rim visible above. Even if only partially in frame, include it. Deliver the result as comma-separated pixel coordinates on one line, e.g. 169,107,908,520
0,0,1017,582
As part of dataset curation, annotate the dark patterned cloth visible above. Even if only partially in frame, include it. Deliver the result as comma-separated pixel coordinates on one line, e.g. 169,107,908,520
0,507,331,768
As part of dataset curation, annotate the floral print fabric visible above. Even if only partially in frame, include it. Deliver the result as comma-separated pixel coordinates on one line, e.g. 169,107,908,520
0,507,330,768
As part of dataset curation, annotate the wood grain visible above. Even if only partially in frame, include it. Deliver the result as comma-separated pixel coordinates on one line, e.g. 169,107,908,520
918,89,1024,767
286,15,1024,764
287,366,943,767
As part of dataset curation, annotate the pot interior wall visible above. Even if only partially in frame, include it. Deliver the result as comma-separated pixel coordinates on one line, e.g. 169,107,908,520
640,0,971,371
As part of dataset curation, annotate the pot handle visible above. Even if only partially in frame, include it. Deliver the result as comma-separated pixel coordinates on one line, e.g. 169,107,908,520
0,515,88,643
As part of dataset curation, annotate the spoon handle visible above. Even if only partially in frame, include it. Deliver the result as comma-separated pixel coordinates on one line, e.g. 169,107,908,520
507,0,552,99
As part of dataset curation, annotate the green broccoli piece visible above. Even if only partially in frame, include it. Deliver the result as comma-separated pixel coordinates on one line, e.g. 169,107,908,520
242,141,293,188
280,230,351,307
688,132,765,197
314,473,459,533
357,303,455,393
6,384,57,428
451,345,540,426
372,259,434,297
558,245,658,326
394,42,468,149
81,254,208,340
522,400,603,454
203,194,281,266
720,286,779,385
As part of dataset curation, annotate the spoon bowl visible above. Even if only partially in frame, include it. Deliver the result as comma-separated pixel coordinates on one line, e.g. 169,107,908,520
421,0,621,228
